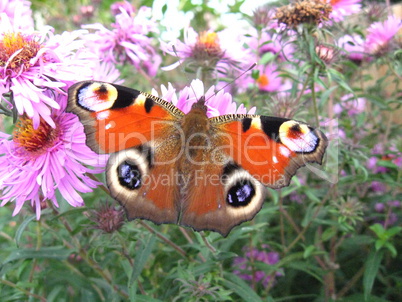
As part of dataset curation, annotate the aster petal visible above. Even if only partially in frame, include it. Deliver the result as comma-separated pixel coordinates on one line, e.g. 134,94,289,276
161,61,181,71
57,181,84,207
12,197,26,217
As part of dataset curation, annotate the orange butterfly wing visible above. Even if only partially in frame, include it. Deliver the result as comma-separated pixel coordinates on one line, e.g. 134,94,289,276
68,81,183,154
68,81,184,224
68,81,328,236
210,114,328,188
179,114,327,235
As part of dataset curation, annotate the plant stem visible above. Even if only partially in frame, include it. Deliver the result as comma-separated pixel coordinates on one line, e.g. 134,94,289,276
48,203,129,299
284,185,334,253
0,279,47,302
139,221,187,257
310,69,320,127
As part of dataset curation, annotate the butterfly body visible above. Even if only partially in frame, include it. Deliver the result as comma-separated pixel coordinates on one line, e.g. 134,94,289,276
68,81,327,236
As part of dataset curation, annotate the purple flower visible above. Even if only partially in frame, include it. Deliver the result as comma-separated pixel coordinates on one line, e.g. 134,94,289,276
364,15,402,56
367,146,401,175
333,94,366,116
0,95,107,219
255,64,286,92
373,200,401,228
289,192,305,204
0,0,34,31
91,61,124,84
161,27,252,75
327,0,362,22
338,34,366,62
370,181,387,193
387,200,401,208
233,245,282,287
151,79,256,117
83,6,161,76
0,17,97,128
111,1,135,16
89,201,125,233
374,203,385,212
246,29,294,62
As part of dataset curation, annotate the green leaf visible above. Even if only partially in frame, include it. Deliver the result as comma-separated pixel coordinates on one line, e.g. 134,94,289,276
369,223,385,237
383,242,397,258
161,4,167,15
260,52,275,65
385,226,402,238
2,247,73,264
135,295,164,302
363,249,384,300
287,261,324,283
130,234,156,284
221,272,262,302
303,245,316,258
15,214,36,247
321,227,337,242
340,293,389,302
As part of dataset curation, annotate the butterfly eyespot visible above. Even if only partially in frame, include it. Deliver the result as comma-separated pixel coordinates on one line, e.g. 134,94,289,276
77,82,118,112
279,120,318,153
118,160,142,190
107,147,152,196
221,162,264,211
226,179,255,207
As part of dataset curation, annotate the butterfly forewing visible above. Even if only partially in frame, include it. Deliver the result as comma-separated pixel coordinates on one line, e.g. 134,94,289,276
210,114,328,188
67,81,184,154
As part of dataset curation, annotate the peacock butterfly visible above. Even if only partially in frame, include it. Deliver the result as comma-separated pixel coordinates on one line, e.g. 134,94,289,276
67,81,328,236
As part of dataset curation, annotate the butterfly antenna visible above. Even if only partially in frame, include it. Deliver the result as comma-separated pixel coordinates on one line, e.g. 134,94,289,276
204,62,257,103
172,45,201,101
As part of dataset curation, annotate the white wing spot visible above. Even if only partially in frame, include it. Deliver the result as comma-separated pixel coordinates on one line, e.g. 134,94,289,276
279,145,291,157
97,111,110,120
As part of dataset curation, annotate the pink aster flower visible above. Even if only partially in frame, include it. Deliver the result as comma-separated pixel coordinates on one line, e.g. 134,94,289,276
338,34,366,62
111,0,135,16
326,0,362,22
364,15,402,57
91,61,124,85
333,94,366,116
83,6,161,76
0,94,107,219
245,29,294,63
255,64,285,92
161,27,252,75
151,79,256,117
0,16,97,128
0,0,34,31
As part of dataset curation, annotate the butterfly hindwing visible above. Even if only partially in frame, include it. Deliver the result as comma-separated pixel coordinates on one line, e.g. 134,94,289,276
180,160,266,236
106,142,181,225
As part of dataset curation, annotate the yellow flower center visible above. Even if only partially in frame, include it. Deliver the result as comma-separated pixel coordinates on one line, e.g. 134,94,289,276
257,74,269,87
193,31,223,61
0,32,41,72
13,116,60,156
198,32,219,48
